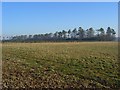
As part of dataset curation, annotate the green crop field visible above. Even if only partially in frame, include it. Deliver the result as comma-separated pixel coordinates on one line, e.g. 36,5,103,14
2,42,120,89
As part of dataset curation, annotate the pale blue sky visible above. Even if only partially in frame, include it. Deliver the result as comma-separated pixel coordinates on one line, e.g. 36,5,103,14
2,2,118,36
0,2,2,36
2,0,119,2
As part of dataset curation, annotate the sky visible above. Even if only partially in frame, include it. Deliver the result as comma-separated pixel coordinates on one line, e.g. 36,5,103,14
1,0,119,2
0,2,2,36
2,2,118,36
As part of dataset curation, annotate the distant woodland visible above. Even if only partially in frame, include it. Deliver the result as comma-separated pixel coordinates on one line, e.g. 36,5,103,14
2,27,117,42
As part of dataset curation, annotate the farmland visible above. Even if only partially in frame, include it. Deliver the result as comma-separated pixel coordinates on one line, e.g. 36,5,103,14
2,42,120,88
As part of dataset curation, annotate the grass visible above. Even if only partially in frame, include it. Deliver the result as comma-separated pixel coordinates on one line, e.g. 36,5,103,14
2,42,120,88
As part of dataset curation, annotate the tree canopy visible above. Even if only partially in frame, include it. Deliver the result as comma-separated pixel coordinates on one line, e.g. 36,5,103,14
2,27,116,42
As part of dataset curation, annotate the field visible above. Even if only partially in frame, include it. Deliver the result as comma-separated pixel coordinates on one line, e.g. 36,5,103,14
2,42,120,89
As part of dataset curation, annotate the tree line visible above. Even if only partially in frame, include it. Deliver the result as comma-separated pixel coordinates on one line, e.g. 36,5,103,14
2,27,116,42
